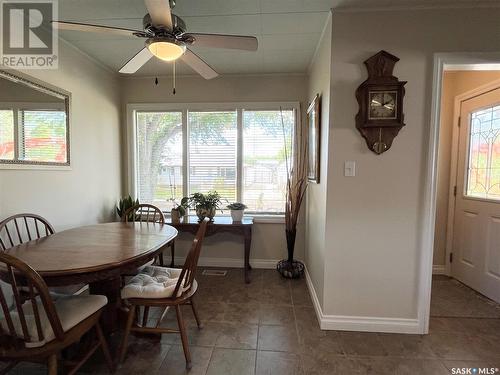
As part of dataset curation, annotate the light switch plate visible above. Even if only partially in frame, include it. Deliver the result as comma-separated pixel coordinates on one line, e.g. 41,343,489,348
344,161,356,177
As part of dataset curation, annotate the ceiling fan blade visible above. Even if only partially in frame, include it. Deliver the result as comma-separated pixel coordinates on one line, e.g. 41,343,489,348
52,21,142,36
119,47,153,74
181,49,218,80
188,33,258,51
144,0,173,30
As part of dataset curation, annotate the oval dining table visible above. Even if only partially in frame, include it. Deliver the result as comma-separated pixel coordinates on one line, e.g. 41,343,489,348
5,221,178,333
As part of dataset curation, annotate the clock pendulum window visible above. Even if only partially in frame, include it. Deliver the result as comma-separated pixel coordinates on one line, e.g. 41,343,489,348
355,50,407,155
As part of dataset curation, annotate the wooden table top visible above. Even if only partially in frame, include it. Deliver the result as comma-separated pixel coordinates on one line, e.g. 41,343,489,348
5,222,177,277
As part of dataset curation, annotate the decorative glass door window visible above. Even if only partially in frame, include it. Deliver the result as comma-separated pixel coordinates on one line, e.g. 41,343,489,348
466,104,500,200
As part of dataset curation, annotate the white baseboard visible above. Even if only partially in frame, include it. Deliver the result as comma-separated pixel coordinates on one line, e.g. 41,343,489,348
432,264,446,275
174,256,279,269
304,267,422,334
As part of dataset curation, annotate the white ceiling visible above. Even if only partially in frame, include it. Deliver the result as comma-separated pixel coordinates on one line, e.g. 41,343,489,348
57,0,500,77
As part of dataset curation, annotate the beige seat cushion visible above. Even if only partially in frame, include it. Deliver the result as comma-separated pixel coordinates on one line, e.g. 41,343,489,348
0,294,107,348
121,266,194,299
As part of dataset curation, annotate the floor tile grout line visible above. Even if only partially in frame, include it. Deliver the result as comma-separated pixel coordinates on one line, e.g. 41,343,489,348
254,323,260,375
203,346,215,375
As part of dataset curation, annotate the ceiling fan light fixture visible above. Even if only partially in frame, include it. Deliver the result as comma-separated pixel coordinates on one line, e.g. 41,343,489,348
147,38,186,62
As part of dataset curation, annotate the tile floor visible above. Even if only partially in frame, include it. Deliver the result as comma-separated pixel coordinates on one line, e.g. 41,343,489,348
5,270,500,374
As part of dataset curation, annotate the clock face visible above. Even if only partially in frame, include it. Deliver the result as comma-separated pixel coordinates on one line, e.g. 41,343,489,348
368,91,397,120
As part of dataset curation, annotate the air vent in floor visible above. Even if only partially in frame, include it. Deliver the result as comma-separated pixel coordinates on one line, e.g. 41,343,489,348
202,269,228,276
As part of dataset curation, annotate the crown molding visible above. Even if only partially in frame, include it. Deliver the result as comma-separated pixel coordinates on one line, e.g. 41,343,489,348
333,1,500,13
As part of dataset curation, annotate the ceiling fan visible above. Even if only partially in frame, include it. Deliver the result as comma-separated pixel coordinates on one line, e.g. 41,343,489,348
52,0,258,79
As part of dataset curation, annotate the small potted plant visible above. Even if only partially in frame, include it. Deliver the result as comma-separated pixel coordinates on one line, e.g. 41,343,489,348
169,199,187,224
227,202,247,222
117,195,139,221
181,191,222,221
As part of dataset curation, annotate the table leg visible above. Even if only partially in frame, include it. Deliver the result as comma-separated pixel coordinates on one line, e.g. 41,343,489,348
244,227,252,283
89,277,122,333
170,240,176,268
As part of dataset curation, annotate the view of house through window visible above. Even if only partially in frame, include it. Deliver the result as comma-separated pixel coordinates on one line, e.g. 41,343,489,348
134,106,296,214
243,110,294,212
188,111,237,202
466,104,500,200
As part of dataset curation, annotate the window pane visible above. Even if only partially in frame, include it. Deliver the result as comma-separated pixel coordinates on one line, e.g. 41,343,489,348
243,110,294,213
466,104,500,200
188,111,237,202
0,110,14,160
136,112,183,211
20,110,67,163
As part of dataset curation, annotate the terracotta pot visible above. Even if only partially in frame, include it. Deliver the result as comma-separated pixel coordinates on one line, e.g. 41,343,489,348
171,209,181,224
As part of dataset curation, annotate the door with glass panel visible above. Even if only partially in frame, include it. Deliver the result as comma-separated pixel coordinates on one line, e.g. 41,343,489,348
452,87,500,303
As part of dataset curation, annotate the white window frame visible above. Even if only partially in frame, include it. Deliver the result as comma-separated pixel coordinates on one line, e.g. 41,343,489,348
126,102,300,218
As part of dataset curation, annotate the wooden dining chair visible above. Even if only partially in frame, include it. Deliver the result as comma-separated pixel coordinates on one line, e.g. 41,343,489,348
0,252,114,375
119,218,209,369
0,214,86,297
0,214,55,251
122,204,172,266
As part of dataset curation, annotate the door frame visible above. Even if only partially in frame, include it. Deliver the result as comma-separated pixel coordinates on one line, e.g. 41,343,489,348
419,52,500,334
444,78,500,276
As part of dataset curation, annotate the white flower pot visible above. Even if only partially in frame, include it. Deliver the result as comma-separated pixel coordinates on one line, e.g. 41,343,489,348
230,209,244,222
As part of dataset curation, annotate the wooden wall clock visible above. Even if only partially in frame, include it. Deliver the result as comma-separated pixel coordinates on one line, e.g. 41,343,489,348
355,50,406,154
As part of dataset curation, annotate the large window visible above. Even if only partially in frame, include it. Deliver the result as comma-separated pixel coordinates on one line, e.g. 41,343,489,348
0,106,68,165
131,104,297,214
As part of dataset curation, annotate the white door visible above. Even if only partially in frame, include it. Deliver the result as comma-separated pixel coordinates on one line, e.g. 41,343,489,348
452,87,500,303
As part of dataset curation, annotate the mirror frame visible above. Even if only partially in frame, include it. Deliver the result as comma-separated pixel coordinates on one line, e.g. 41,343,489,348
0,69,71,167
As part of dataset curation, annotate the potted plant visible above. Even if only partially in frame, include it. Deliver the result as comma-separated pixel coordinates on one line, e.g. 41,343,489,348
227,202,247,222
117,195,139,221
169,199,187,224
181,191,222,221
276,108,308,279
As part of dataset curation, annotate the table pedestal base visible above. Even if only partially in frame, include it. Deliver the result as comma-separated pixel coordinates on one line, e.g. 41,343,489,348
90,277,122,333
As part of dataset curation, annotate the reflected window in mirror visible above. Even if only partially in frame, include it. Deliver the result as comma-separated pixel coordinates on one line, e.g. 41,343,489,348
0,70,70,167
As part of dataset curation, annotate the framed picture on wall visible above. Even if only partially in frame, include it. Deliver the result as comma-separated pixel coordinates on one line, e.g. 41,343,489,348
307,94,321,183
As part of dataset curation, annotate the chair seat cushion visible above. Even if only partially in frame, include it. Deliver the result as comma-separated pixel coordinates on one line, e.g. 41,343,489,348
121,266,193,299
0,294,107,348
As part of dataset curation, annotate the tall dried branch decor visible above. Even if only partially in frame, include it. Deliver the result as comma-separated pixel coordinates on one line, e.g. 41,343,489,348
277,107,308,278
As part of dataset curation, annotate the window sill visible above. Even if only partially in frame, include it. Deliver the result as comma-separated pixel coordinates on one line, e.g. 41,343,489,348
163,213,285,224
0,163,72,171
249,215,285,224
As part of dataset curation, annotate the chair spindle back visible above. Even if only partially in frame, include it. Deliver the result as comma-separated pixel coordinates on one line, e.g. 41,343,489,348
0,253,63,351
0,214,55,252
122,204,165,224
173,218,209,298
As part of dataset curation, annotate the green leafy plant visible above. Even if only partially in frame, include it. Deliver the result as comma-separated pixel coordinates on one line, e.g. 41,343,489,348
117,195,139,220
181,191,223,220
227,202,247,210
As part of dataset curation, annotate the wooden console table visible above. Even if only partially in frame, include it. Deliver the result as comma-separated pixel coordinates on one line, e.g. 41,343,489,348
166,216,253,283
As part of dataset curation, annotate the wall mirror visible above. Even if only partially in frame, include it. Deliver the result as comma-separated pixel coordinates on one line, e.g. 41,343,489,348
0,70,70,167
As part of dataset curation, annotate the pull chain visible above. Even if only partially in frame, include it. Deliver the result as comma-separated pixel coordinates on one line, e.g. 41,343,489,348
172,61,176,95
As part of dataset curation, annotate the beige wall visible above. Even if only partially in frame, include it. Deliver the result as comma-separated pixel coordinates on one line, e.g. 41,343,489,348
322,8,500,322
305,13,332,308
121,74,308,265
0,78,62,103
434,70,500,266
0,41,122,230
